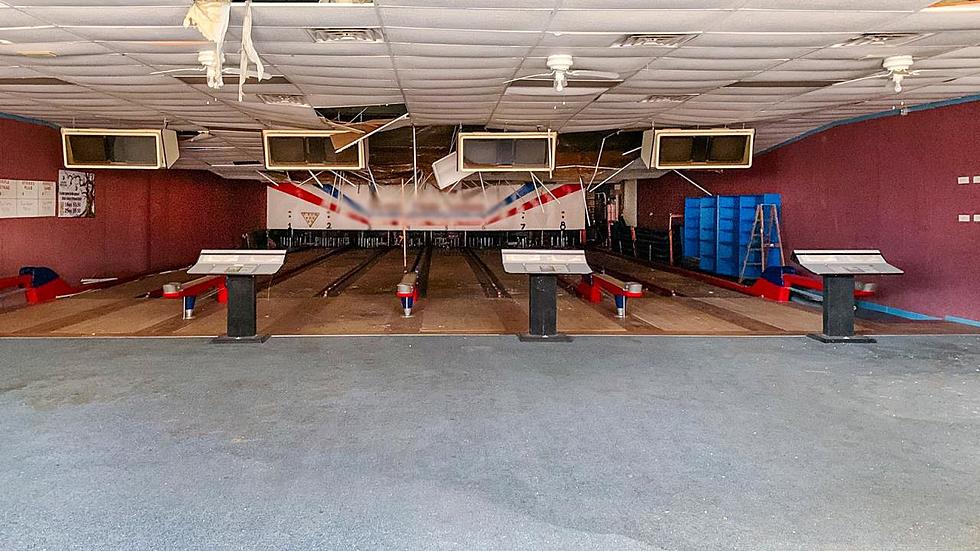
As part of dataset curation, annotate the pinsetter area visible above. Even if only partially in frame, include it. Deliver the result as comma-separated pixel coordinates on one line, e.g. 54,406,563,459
0,1,978,549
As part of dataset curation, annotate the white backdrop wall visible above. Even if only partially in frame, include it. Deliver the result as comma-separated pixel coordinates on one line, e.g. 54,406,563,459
267,181,586,231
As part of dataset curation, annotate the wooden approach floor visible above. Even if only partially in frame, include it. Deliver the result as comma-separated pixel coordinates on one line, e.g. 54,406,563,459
0,248,975,338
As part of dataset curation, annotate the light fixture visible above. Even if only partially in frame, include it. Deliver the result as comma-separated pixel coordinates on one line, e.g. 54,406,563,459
547,54,573,92
830,32,928,48
883,54,914,93
504,54,621,94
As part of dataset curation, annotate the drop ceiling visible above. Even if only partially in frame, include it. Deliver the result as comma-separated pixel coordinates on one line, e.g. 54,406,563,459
1,0,979,181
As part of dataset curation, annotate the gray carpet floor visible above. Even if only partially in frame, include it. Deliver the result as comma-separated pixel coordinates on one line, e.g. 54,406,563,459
1,335,978,550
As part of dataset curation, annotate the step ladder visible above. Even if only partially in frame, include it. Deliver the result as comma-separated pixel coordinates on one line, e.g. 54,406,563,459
739,203,784,283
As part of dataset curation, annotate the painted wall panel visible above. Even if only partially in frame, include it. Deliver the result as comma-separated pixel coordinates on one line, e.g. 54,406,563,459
0,117,267,284
636,101,980,321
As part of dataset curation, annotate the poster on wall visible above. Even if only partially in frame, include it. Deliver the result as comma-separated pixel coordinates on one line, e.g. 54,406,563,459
266,180,587,231
57,170,96,218
0,179,57,219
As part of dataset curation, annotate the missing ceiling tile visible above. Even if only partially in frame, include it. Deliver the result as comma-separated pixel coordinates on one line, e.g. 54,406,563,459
725,80,842,88
307,28,383,44
0,77,72,86
257,94,311,107
640,94,698,104
176,75,293,86
612,33,699,48
315,103,408,122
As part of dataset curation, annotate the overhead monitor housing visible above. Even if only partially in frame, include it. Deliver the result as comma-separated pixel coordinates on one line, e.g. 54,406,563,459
62,128,179,169
263,130,368,171
642,128,755,170
432,151,474,190
457,131,557,172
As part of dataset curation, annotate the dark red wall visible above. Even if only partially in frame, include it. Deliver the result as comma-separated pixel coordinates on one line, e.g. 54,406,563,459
637,101,980,321
0,116,267,284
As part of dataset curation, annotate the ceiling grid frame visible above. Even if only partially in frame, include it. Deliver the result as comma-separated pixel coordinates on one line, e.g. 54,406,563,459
0,0,977,178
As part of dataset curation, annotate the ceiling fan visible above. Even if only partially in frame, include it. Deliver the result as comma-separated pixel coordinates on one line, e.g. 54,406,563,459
151,50,271,89
833,55,944,93
505,54,621,93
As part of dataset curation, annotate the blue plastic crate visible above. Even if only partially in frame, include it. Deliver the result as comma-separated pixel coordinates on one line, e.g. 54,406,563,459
682,193,783,279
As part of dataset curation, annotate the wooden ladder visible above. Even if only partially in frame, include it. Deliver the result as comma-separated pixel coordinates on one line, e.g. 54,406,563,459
739,203,784,283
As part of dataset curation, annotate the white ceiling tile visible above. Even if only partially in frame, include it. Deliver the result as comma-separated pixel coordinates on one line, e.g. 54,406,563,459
550,9,728,33
0,0,977,180
715,10,911,33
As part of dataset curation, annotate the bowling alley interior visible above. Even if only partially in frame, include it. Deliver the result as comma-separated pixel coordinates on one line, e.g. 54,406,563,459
0,1,979,549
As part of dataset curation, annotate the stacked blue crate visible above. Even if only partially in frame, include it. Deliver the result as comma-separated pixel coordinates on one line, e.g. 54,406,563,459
697,197,717,273
715,196,739,277
682,193,782,279
682,197,701,260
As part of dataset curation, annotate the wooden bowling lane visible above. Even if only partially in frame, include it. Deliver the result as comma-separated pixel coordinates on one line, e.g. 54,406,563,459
7,242,979,337
170,297,311,336
0,298,127,335
0,248,335,336
628,297,754,334
418,249,511,333
274,248,418,334
266,248,374,298
52,299,193,335
340,247,408,296
139,247,365,335
475,249,526,296
426,249,486,299
694,296,829,334
82,269,197,299
585,249,744,298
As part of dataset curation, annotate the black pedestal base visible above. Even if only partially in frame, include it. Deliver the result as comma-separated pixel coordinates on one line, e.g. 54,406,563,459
518,333,573,343
807,333,876,344
211,334,271,344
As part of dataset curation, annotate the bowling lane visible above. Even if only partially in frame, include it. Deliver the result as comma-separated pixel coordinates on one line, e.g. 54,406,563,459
80,269,198,299
342,248,413,296
475,250,525,297
266,249,374,298
426,249,485,299
585,250,745,298
419,249,512,333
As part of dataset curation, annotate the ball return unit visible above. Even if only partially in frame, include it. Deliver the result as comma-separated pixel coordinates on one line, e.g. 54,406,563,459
501,249,592,342
188,249,287,344
792,250,903,344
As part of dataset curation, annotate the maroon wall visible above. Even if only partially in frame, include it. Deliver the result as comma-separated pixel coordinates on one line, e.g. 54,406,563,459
637,101,980,321
0,116,267,284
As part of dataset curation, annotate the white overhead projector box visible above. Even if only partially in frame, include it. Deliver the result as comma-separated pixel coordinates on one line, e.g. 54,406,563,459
432,151,474,190
62,128,179,169
457,131,557,172
642,128,755,170
263,130,368,171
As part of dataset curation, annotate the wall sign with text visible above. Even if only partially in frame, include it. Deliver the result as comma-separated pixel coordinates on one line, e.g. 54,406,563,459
57,170,96,218
0,179,57,219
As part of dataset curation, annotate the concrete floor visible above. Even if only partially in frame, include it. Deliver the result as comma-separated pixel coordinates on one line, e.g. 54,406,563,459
1,336,978,550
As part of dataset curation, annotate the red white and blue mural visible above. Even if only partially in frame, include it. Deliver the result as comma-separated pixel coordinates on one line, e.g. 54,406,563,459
266,180,586,231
